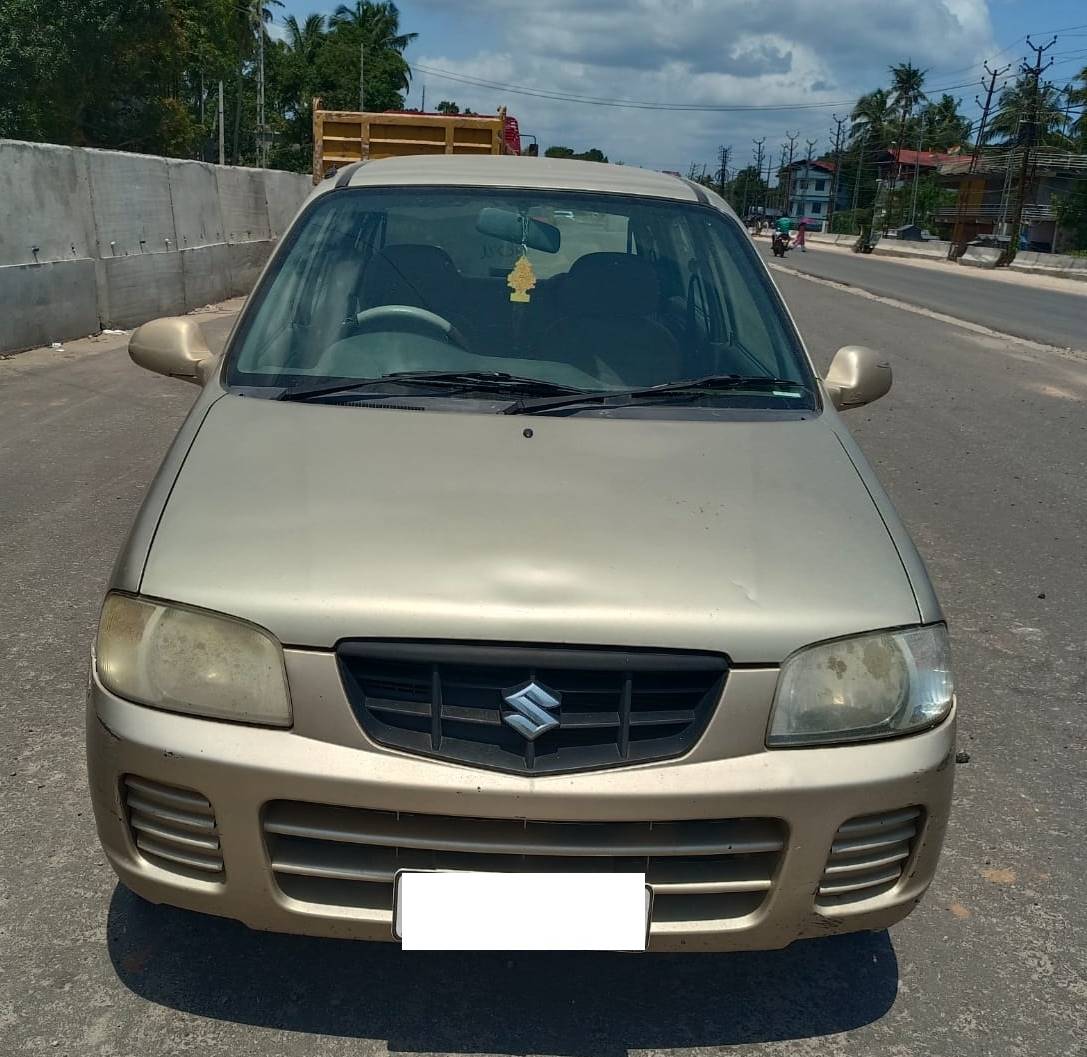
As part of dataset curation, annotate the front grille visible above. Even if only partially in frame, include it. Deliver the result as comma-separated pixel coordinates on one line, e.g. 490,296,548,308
122,775,223,879
264,802,783,927
338,642,727,775
818,807,922,906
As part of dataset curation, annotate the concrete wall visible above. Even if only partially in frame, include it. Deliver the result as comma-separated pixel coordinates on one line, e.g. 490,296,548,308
0,139,311,353
872,240,953,261
1010,251,1087,282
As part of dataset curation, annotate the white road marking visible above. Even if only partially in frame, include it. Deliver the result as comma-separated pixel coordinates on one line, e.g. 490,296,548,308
768,262,1085,361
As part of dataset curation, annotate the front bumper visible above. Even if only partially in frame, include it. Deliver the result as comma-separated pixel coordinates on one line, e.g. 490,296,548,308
87,654,955,952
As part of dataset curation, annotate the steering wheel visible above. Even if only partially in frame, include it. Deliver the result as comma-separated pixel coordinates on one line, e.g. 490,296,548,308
355,305,470,351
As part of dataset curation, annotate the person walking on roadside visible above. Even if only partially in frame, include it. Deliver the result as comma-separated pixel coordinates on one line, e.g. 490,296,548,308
796,219,808,252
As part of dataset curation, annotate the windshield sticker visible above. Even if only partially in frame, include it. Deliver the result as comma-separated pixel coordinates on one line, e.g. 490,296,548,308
508,255,537,303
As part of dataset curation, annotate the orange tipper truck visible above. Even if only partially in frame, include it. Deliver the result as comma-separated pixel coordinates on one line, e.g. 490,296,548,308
312,100,522,183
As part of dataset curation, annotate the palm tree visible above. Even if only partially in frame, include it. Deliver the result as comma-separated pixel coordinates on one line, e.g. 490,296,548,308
330,1,417,108
283,13,326,149
230,0,283,163
1064,66,1086,150
921,94,972,150
885,62,927,226
284,12,326,57
850,88,894,145
889,62,928,125
988,76,1072,148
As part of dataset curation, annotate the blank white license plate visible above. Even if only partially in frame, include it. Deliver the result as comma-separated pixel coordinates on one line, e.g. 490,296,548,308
394,871,651,951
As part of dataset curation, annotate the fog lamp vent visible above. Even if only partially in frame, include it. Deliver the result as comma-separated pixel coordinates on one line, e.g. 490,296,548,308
818,806,922,906
122,775,224,879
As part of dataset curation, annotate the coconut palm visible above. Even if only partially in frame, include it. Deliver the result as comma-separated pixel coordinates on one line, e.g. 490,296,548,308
1065,66,1087,149
284,13,326,59
850,88,894,145
988,75,1072,148
921,94,972,150
889,62,928,124
330,1,417,105
230,0,283,163
281,13,326,151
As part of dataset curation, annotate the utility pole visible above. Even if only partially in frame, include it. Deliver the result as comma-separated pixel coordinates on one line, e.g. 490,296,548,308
794,138,815,220
1001,37,1056,264
421,84,426,112
257,15,266,166
751,137,765,219
359,38,366,111
949,62,1010,255
776,145,787,212
782,131,798,217
218,81,225,166
850,128,868,222
827,115,846,232
716,145,732,197
909,113,926,225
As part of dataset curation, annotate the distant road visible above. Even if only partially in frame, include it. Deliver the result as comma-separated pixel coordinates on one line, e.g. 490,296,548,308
758,242,1087,352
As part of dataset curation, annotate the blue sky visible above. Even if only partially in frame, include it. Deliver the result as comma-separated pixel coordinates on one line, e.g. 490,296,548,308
276,1,1087,170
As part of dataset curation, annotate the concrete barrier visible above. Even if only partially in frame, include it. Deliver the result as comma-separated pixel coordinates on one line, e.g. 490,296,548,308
1009,251,1087,282
872,239,952,261
957,245,1002,269
0,260,100,351
168,159,226,249
264,169,308,239
0,138,310,354
0,141,101,349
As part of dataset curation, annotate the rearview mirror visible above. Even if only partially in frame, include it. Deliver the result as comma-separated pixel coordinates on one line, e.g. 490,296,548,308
824,345,891,411
129,317,217,386
476,208,561,254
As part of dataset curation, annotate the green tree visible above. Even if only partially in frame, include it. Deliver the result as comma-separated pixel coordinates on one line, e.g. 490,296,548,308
988,76,1072,148
545,145,608,162
921,94,971,150
0,0,236,156
889,62,927,127
725,165,769,215
328,1,416,110
850,88,894,146
1069,66,1087,150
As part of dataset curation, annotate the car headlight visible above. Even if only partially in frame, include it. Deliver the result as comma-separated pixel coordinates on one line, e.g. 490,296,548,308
768,624,953,747
96,594,292,727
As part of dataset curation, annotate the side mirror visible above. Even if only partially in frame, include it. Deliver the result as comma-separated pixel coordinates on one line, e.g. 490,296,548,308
824,345,892,411
129,317,217,386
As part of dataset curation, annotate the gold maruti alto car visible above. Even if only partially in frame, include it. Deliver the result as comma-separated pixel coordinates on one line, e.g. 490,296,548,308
87,155,955,952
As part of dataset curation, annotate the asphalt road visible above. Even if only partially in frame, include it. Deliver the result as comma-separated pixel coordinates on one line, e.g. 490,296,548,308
2,281,1085,1057
758,241,1087,352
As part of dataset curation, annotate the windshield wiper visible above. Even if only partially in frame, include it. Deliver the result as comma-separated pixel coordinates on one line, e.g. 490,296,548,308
277,371,585,403
502,375,813,415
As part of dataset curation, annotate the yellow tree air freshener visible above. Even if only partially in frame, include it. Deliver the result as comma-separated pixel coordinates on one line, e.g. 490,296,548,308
507,255,537,303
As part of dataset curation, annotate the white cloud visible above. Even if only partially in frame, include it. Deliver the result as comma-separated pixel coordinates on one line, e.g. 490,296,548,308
411,0,995,170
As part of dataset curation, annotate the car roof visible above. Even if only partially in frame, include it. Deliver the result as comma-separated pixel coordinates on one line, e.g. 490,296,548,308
332,154,721,208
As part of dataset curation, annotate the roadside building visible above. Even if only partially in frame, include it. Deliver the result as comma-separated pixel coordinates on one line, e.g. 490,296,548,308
778,159,848,227
935,149,1087,252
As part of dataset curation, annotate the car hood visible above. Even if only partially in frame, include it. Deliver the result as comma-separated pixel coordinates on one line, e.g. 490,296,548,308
140,395,920,663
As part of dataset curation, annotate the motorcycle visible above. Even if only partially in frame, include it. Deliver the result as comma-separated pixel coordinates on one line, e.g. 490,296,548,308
771,231,791,258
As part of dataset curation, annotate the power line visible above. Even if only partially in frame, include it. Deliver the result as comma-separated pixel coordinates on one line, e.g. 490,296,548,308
411,62,981,114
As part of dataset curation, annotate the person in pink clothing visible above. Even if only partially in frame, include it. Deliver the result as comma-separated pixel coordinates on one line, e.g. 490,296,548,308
796,219,808,252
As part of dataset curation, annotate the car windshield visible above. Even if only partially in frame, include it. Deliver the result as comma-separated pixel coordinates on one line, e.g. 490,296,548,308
227,187,814,409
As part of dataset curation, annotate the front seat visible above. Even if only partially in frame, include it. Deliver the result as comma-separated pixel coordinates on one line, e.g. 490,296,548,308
358,244,467,337
534,252,681,387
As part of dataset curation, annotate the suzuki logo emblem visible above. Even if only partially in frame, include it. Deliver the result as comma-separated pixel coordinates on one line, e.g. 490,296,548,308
502,681,562,741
